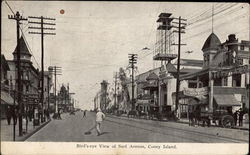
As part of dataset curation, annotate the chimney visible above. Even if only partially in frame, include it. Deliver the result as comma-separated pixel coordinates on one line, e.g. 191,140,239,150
228,34,237,42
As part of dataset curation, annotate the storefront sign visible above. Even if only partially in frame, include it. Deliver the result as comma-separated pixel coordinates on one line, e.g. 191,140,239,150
183,87,208,97
212,65,249,79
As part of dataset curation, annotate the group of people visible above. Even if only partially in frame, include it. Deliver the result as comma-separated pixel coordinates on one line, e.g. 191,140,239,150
233,108,244,127
6,106,17,125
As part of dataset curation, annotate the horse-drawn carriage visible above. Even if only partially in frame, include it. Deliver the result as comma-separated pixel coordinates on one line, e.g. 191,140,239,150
189,103,236,128
147,105,173,121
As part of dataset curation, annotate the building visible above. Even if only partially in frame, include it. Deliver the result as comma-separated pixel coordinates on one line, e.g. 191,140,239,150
1,54,15,119
179,33,250,117
6,36,40,119
43,71,53,111
135,60,202,114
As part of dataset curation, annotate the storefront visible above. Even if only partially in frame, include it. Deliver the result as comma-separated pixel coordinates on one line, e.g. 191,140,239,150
1,91,16,119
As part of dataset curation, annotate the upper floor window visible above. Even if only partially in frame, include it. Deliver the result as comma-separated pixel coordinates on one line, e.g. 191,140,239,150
232,73,241,87
222,77,228,86
240,45,244,50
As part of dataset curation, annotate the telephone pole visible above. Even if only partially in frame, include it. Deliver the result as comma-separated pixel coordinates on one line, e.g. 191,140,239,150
8,11,27,136
113,72,118,110
48,66,62,118
128,54,138,110
28,16,56,122
171,16,187,119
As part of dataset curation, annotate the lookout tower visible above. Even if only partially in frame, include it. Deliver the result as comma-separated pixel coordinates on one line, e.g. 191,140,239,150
153,13,177,65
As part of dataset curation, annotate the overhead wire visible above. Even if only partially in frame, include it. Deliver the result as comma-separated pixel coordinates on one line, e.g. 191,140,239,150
137,3,247,63
4,0,41,69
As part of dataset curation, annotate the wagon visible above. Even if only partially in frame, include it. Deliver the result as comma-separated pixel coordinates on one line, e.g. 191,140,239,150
148,105,173,121
195,105,235,128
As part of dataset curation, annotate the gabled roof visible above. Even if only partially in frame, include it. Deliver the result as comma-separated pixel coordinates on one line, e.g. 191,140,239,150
13,36,32,56
202,33,221,51
146,72,159,80
177,59,203,67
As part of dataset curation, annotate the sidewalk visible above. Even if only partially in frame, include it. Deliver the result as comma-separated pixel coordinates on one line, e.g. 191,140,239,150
112,113,249,131
178,118,249,130
107,114,249,142
1,117,51,141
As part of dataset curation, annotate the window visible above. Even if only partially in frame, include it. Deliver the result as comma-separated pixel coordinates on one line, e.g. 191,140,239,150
222,77,228,86
26,85,29,92
232,74,241,87
240,45,244,50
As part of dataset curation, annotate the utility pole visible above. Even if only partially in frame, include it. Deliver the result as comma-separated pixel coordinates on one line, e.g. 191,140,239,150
48,66,62,118
113,72,118,109
8,11,27,136
128,54,138,110
172,16,187,119
67,83,69,111
47,74,50,114
28,16,56,123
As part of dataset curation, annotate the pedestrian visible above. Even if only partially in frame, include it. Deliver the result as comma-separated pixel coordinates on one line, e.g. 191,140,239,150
239,108,244,127
83,110,86,118
188,111,194,126
12,107,17,125
95,108,105,136
58,109,62,119
6,106,12,125
233,110,238,126
46,109,50,120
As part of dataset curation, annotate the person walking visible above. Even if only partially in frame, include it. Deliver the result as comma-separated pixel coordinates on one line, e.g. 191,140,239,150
83,110,86,118
233,110,238,126
6,106,12,125
58,109,62,120
239,108,244,127
95,108,105,136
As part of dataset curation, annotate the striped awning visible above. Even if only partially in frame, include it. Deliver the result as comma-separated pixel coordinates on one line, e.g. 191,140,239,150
1,91,14,105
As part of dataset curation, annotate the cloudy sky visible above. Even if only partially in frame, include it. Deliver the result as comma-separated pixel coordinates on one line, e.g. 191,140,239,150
2,1,249,110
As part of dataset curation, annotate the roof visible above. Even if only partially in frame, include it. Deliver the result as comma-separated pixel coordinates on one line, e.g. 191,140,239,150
176,59,203,67
146,72,159,80
166,63,177,73
202,33,221,51
136,67,160,82
214,95,241,107
210,50,227,67
180,68,202,74
240,40,250,46
13,36,32,56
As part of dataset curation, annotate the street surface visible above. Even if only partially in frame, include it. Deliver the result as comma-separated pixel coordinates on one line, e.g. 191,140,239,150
26,111,249,143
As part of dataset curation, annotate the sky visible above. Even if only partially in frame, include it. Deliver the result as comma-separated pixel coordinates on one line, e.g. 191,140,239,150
1,1,249,110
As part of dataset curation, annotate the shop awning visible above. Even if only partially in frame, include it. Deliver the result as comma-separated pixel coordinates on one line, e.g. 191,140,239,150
1,91,14,105
214,95,241,107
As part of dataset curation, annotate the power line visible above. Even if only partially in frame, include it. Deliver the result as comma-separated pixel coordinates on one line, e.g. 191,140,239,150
4,0,15,15
4,0,41,69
